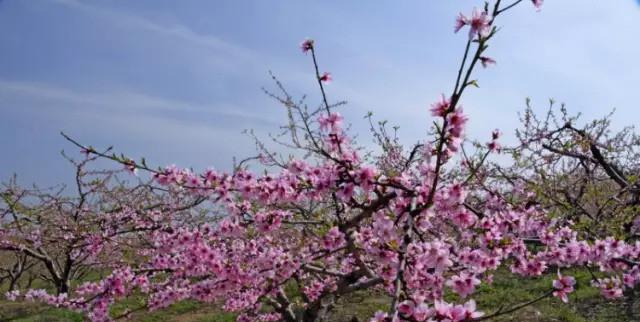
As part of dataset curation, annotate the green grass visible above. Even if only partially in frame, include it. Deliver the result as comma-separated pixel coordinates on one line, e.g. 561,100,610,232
0,301,84,322
0,299,235,322
470,268,629,322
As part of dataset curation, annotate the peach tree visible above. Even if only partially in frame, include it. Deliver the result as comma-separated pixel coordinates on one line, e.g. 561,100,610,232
6,1,640,322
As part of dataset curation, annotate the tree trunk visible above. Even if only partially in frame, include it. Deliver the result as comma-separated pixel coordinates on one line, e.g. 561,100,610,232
56,279,70,295
8,277,18,292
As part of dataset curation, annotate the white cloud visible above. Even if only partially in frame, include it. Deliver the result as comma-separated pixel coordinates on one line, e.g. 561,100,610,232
0,80,278,125
51,0,256,63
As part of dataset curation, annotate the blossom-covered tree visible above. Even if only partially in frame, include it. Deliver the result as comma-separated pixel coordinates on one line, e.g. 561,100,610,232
489,101,640,239
6,1,640,322
0,154,205,296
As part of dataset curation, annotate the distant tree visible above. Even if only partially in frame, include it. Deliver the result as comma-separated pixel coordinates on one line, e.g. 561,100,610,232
492,101,640,239
0,154,205,295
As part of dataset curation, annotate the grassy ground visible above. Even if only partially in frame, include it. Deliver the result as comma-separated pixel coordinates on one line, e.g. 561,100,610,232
1,269,636,322
0,300,236,322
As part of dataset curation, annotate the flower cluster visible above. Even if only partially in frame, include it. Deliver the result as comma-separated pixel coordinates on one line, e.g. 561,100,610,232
552,272,576,303
455,8,491,40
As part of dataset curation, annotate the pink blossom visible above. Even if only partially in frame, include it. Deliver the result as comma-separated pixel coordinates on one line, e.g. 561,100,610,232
319,72,332,83
450,210,477,228
447,108,467,137
80,147,93,157
433,300,482,321
287,160,308,174
300,38,314,53
355,166,377,192
304,280,327,302
454,13,468,33
532,0,543,10
254,211,284,232
468,8,491,39
487,141,501,153
370,311,388,322
446,272,481,298
398,300,415,316
552,272,576,303
430,94,451,117
479,56,496,68
433,300,453,319
487,129,502,152
323,226,346,251
123,160,137,175
485,274,494,285
318,112,343,133
413,303,432,321
594,277,624,299
623,272,639,288
5,290,20,301
462,300,484,319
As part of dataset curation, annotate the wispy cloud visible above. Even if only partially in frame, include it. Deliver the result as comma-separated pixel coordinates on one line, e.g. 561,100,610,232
0,80,278,126
51,0,257,64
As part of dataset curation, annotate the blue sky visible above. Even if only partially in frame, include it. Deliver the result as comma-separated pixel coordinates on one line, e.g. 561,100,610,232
1,0,639,187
